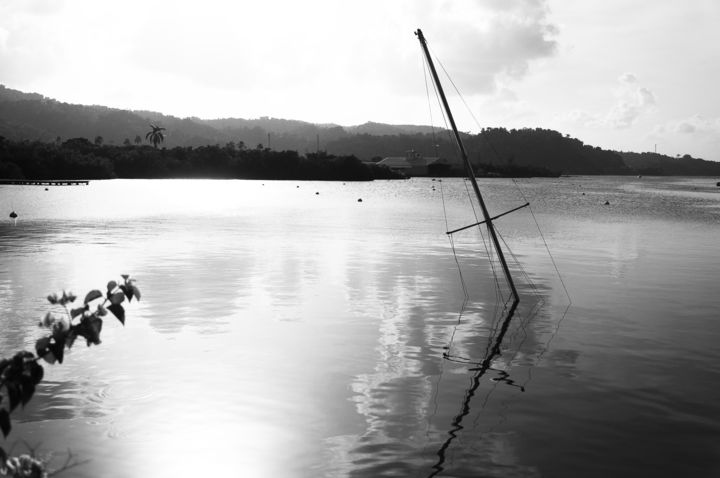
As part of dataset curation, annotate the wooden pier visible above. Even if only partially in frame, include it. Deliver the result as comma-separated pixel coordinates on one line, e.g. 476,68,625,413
0,179,89,186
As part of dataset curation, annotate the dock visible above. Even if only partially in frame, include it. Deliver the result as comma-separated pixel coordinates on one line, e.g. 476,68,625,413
0,179,89,186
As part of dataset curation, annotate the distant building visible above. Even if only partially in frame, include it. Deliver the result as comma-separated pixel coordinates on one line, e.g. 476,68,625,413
375,150,450,176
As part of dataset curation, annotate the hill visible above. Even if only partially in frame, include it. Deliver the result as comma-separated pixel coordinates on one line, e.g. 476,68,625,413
1,84,718,176
620,152,720,176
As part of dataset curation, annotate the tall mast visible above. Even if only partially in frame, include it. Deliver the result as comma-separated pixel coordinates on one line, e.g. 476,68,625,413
415,28,518,301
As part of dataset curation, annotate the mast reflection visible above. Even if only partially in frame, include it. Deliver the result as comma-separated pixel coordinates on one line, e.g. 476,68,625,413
428,296,520,477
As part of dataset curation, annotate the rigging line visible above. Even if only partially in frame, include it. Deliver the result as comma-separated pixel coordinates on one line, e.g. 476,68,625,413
421,50,457,155
461,178,503,302
424,39,506,307
421,51,439,147
433,51,518,173
443,294,516,364
433,54,485,133
511,178,572,304
441,180,473,356
441,182,469,300
443,236,469,357
454,174,506,320
494,225,543,300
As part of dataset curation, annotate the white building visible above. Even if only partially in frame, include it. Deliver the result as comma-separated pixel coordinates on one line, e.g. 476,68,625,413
376,150,449,176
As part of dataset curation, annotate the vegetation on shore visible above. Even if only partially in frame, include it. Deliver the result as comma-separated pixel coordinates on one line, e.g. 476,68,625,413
0,137,402,181
2,85,719,177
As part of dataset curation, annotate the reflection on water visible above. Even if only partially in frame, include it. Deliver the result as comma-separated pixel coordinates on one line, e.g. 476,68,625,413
1,177,720,477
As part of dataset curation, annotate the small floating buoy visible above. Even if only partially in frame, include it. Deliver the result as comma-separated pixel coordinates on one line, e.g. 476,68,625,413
9,211,17,219
357,198,363,202
296,185,300,188
45,187,49,191
716,182,720,187
582,192,585,195
604,200,610,205
315,192,319,195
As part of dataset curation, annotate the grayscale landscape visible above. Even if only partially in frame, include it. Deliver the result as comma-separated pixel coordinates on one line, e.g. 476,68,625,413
1,2,719,477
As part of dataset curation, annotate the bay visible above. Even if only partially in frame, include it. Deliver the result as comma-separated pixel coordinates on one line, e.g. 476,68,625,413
1,176,719,477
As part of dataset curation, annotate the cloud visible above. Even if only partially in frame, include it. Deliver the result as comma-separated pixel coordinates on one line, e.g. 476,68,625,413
666,115,720,135
563,73,657,129
413,0,559,94
618,72,637,84
606,85,656,128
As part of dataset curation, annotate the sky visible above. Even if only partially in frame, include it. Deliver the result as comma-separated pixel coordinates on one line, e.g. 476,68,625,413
1,0,719,161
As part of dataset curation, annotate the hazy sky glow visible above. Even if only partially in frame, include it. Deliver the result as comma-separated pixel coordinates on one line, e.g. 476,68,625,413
1,0,719,160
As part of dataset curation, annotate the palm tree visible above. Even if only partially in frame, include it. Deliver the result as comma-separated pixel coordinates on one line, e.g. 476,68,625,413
145,124,166,148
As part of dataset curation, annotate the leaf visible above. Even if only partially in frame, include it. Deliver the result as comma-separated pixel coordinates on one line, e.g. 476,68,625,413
131,285,142,301
35,337,50,357
108,303,125,325
107,280,117,292
20,382,35,406
6,383,19,411
121,274,129,280
28,361,44,385
97,304,108,317
70,306,86,319
40,311,55,328
66,330,77,349
47,293,58,304
120,284,133,302
48,339,65,364
88,317,103,344
84,289,103,304
0,409,10,437
76,316,104,345
110,291,125,305
41,351,56,364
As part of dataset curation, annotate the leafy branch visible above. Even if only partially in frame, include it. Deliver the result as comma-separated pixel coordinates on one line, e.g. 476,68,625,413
0,275,141,477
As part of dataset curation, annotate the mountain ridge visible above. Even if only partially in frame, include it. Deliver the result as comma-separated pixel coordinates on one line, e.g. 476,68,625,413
2,84,719,176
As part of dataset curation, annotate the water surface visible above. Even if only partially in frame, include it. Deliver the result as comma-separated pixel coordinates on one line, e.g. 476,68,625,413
1,176,719,477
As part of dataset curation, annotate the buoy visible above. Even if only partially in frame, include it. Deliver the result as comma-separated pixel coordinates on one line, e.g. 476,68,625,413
357,198,362,202
604,200,610,205
45,187,49,191
9,211,17,219
315,192,319,195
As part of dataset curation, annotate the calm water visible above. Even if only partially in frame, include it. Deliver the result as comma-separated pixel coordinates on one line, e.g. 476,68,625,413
1,176,719,477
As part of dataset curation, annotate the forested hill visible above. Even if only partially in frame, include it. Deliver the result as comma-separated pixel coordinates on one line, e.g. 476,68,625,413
1,84,717,175
620,152,720,176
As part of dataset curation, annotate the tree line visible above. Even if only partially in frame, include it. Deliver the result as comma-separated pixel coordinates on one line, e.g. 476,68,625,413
326,127,631,175
0,137,402,181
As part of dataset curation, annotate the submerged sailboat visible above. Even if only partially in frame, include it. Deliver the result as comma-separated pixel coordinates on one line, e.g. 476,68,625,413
415,28,532,476
415,29,526,305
